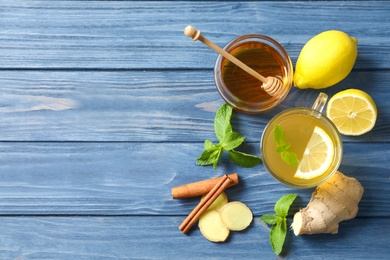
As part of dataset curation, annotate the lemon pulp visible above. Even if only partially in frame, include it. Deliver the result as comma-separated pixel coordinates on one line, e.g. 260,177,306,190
294,126,335,179
326,89,377,136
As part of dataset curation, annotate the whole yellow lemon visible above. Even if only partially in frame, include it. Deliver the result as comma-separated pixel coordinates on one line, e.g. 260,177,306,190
294,30,358,89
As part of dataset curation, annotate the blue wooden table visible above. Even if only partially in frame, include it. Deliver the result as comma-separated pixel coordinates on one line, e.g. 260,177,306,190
1,1,389,259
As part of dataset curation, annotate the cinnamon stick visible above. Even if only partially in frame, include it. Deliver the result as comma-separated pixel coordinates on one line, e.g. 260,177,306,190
172,173,239,199
179,174,233,234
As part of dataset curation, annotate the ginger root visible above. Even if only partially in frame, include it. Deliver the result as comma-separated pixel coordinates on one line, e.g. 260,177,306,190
291,171,364,235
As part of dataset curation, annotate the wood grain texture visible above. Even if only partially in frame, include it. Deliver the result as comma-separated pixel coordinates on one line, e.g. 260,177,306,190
0,216,389,259
0,70,388,142
0,1,389,69
0,1,389,259
0,142,388,217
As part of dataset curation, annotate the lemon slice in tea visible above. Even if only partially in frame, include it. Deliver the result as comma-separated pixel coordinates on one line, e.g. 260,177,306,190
326,89,377,136
294,126,334,179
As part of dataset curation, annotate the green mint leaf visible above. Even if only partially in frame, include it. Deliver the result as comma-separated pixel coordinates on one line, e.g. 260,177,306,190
214,104,233,142
260,214,278,225
261,194,297,256
228,150,262,168
274,194,297,217
196,147,223,167
220,131,245,150
274,125,299,167
212,149,223,170
273,124,286,147
280,151,300,167
196,150,216,166
197,103,262,170
270,219,287,255
276,143,291,153
203,139,215,151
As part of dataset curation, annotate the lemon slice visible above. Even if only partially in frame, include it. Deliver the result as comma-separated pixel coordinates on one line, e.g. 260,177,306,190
294,126,334,179
326,89,377,136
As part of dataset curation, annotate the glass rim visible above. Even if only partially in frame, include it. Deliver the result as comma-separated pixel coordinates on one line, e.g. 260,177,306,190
214,34,293,114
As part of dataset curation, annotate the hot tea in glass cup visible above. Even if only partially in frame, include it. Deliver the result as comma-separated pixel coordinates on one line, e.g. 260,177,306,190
260,93,343,188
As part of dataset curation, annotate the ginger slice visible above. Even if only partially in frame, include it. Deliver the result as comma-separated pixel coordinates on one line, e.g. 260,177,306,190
201,192,228,212
220,201,253,231
198,210,230,242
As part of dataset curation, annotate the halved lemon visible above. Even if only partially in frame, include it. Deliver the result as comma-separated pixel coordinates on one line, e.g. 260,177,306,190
326,89,377,136
294,126,334,179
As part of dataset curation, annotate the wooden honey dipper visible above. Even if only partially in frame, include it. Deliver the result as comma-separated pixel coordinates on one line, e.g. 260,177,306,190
184,25,283,96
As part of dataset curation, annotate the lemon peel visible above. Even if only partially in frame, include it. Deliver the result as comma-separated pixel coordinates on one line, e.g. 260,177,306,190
294,30,358,89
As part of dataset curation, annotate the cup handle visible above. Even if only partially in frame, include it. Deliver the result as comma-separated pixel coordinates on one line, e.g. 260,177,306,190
311,92,328,114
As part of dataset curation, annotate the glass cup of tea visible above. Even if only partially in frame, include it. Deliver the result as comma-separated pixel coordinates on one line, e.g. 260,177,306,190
260,92,343,188
214,34,293,114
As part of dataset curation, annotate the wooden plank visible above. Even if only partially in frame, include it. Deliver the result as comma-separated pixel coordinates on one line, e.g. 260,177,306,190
0,1,388,259
0,216,389,259
0,1,389,69
0,142,388,217
0,70,388,142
